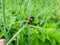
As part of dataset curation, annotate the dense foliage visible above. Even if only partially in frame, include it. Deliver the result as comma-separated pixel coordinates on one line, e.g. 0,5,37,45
0,0,60,45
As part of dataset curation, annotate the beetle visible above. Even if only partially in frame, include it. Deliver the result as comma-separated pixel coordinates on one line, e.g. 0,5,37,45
28,16,34,24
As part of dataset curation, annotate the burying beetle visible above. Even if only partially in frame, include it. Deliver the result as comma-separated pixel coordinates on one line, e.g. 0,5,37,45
28,16,35,24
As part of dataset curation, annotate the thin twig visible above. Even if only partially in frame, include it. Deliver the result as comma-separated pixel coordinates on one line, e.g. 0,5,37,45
2,0,11,42
6,24,27,45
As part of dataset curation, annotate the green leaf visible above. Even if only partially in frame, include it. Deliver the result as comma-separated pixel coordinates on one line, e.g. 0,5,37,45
36,34,46,42
51,39,56,45
45,23,57,28
53,31,60,44
12,23,20,30
30,28,38,35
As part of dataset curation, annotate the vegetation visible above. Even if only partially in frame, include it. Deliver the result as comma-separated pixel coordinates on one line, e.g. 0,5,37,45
0,0,60,45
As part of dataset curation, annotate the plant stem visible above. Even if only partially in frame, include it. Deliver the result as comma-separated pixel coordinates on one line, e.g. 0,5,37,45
2,0,12,45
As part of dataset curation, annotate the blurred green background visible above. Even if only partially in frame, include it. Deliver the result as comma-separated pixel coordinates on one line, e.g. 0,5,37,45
0,0,60,45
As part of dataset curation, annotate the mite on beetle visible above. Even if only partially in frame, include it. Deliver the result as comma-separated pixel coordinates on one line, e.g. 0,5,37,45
28,16,34,24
